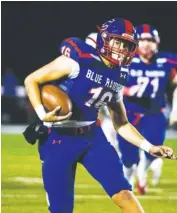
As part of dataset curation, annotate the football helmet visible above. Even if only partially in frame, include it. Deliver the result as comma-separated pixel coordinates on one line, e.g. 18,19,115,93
136,24,160,43
136,24,160,57
97,18,138,66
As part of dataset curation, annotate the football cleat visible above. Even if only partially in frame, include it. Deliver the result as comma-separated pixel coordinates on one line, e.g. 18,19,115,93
136,181,147,195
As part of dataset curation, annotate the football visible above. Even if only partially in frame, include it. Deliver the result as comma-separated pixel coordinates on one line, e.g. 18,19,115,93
41,84,72,116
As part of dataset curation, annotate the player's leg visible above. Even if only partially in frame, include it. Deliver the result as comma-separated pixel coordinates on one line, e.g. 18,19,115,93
137,113,166,192
81,127,144,213
137,150,163,189
136,150,149,194
118,135,139,187
118,111,142,187
112,190,144,213
149,158,163,185
38,129,78,213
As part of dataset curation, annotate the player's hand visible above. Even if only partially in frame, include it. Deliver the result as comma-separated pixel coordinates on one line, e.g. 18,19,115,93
169,109,177,126
149,145,177,160
123,85,141,96
42,106,72,122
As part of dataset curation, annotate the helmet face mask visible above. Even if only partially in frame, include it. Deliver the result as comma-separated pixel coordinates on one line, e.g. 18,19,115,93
102,34,137,66
97,18,138,66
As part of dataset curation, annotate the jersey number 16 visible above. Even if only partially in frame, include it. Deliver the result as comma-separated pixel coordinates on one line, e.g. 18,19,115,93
85,87,113,108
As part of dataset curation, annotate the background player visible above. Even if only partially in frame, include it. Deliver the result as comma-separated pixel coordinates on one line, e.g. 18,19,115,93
24,18,176,213
118,24,177,194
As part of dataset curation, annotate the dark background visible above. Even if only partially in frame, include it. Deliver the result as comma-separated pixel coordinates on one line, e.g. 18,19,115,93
2,1,177,83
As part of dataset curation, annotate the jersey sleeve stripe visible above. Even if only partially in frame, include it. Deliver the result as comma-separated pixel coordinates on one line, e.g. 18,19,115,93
65,38,93,58
166,58,177,65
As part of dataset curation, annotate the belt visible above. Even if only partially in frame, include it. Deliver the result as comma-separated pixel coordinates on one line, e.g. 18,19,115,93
48,120,101,136
44,120,95,128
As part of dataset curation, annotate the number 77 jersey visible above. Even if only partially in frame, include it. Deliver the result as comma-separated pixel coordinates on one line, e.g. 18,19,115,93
57,37,129,124
124,52,177,113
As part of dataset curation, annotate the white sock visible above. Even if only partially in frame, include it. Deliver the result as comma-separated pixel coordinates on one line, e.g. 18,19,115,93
123,164,137,188
150,158,163,185
137,151,152,187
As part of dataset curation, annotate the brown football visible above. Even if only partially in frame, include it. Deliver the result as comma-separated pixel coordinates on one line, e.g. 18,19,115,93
41,84,72,116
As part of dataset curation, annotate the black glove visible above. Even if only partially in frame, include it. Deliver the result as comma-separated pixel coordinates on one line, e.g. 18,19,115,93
23,121,48,145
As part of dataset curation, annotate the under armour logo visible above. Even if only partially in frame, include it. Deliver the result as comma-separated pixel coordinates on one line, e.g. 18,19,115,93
120,73,126,79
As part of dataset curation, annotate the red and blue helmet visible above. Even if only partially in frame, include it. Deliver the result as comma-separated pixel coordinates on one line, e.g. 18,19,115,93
96,18,138,66
135,24,160,43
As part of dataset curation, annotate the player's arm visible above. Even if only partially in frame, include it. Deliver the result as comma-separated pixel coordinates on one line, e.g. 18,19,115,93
108,100,177,159
169,69,177,125
123,85,141,97
24,55,78,121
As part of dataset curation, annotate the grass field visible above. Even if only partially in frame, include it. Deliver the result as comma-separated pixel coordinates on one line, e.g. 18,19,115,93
2,134,177,213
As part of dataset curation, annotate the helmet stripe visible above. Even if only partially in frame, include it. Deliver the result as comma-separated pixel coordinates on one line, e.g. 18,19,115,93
124,19,133,35
143,24,150,33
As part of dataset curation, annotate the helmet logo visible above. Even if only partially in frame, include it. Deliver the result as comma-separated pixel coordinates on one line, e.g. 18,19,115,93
101,19,115,31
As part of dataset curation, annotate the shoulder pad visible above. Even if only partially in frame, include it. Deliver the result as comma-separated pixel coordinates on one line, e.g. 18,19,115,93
59,37,93,63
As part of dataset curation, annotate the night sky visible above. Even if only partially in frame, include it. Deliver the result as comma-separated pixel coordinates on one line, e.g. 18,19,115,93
2,1,177,83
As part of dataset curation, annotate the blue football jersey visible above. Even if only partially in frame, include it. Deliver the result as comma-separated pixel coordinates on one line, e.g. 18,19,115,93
124,52,177,113
51,37,129,126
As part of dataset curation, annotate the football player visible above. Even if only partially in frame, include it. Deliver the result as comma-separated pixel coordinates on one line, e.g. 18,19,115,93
117,24,177,194
85,27,177,192
24,19,176,213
